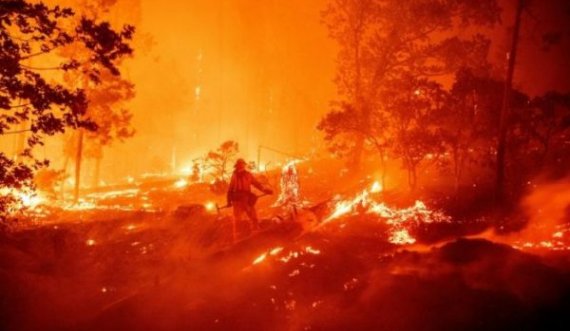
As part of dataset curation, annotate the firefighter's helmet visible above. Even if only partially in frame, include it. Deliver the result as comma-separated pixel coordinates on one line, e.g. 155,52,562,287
234,158,247,169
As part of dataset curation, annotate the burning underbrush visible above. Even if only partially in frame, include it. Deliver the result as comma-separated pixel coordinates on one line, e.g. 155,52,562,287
1,161,569,330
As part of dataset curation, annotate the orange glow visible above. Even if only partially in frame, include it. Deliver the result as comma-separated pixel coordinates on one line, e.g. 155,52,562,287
370,181,383,193
204,201,216,212
269,246,284,256
389,229,416,245
304,246,321,255
125,224,137,231
2,1,569,330
321,185,450,245
252,252,267,265
174,179,188,189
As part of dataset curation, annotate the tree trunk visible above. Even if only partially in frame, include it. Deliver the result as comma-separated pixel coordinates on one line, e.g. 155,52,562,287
380,150,387,190
411,166,417,190
453,145,460,194
351,105,372,171
92,156,101,189
351,136,364,170
351,20,365,171
496,0,525,202
13,121,27,161
73,129,84,203
537,133,551,171
404,153,416,190
74,70,90,203
60,156,70,200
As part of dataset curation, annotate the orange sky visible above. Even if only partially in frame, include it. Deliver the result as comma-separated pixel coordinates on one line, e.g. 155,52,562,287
105,0,336,178
1,0,568,184
114,0,568,179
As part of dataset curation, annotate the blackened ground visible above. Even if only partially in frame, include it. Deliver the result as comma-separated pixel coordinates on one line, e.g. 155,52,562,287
1,159,568,330
1,213,569,331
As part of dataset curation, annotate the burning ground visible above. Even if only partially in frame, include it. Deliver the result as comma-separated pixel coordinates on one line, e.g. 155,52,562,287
1,160,569,331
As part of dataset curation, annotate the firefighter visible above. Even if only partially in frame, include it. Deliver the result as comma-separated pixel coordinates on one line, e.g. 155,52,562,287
227,159,273,236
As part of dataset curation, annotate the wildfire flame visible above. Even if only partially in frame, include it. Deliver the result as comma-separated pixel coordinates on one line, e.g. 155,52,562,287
370,181,383,193
509,224,570,252
252,253,267,265
389,229,416,245
251,245,321,266
204,201,216,212
174,178,188,189
274,159,303,210
0,187,47,215
321,182,450,245
269,246,284,256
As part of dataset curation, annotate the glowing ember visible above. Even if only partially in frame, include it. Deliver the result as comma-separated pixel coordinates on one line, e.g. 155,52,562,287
289,269,300,277
269,247,284,256
284,299,296,311
252,253,267,265
174,178,188,188
343,278,359,291
389,229,416,245
279,251,300,263
142,203,153,210
250,246,320,267
370,181,383,193
503,224,570,252
86,239,96,246
540,241,553,248
204,201,216,211
125,224,137,231
305,246,321,255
